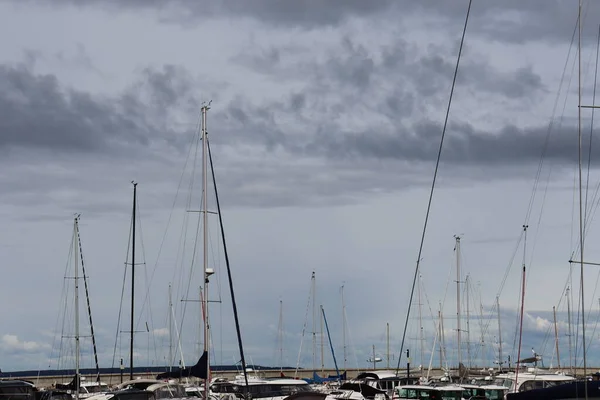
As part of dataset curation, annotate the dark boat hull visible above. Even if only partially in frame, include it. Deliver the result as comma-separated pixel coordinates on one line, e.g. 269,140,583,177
506,380,600,400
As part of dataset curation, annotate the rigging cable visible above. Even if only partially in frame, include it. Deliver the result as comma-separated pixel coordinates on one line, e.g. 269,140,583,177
582,26,600,354
109,199,134,385
574,0,587,386
585,26,600,222
170,116,203,368
74,216,100,382
524,3,586,286
395,0,472,372
472,6,583,367
207,134,250,393
514,226,528,392
177,126,204,364
49,223,76,371
294,275,313,378
132,196,160,368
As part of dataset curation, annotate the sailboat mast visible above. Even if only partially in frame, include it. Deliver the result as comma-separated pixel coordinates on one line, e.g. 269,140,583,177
455,235,462,368
278,300,283,372
442,310,447,368
438,307,443,369
320,304,324,373
75,217,100,381
479,297,485,367
372,345,376,370
168,284,173,372
321,306,340,378
514,225,528,391
418,274,424,369
341,284,347,371
553,306,561,369
199,287,203,357
386,322,390,369
496,296,503,370
577,1,588,393
311,271,316,373
567,286,573,373
74,216,80,400
466,274,471,369
130,181,137,380
201,104,211,400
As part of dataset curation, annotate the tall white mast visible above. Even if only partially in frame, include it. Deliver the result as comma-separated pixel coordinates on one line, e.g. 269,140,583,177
278,300,284,372
454,235,462,368
74,216,80,400
201,103,211,400
440,303,446,369
129,183,137,380
478,285,486,367
553,305,561,370
466,274,471,369
438,306,443,369
576,1,588,395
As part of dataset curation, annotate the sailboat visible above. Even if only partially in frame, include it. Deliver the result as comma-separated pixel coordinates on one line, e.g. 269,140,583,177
155,104,263,400
55,215,109,398
111,183,192,400
154,106,212,387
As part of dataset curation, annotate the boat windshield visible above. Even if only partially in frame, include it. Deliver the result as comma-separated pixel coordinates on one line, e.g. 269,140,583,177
493,378,513,389
484,389,505,400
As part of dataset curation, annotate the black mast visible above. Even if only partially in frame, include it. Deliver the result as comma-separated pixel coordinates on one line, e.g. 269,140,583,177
130,181,137,380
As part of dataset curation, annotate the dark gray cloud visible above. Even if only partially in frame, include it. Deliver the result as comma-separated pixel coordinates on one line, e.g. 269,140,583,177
221,95,587,168
0,43,575,215
386,1,600,46
0,63,198,154
235,35,546,108
203,0,395,28
221,35,563,169
0,64,107,151
11,0,395,28
0,47,573,215
11,0,600,46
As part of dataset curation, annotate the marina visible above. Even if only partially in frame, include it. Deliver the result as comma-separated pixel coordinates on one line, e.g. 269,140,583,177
5,1,600,400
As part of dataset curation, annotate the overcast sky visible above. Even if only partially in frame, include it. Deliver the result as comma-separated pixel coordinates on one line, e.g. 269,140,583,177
3,0,600,375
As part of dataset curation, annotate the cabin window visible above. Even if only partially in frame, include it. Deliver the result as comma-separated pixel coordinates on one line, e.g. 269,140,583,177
112,393,156,400
154,388,174,399
484,390,504,400
519,381,543,392
493,378,513,389
417,389,434,399
218,383,311,398
398,388,418,399
440,392,462,400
